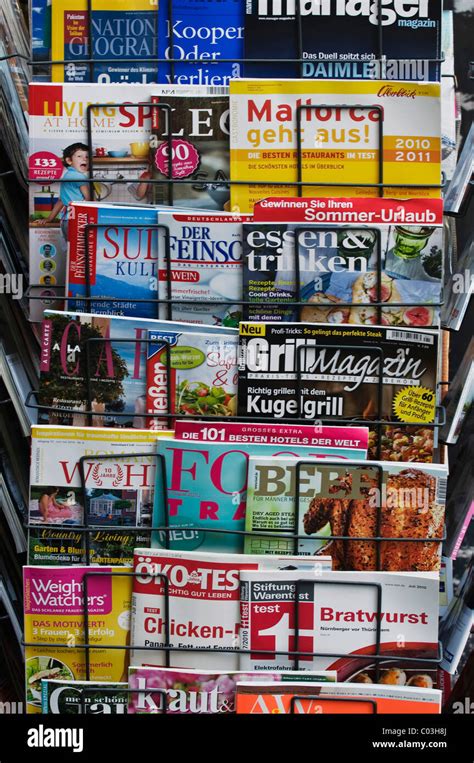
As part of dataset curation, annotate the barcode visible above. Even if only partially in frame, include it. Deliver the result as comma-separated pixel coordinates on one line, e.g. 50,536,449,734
436,478,447,504
386,329,434,345
206,86,229,96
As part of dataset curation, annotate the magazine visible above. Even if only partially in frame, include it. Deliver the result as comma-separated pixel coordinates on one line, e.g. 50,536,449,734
150,89,230,209
130,548,332,671
146,328,238,429
440,558,474,674
31,0,51,79
244,456,447,569
24,565,132,713
237,321,440,462
152,436,369,553
440,10,459,187
443,435,474,559
28,425,172,566
229,79,442,213
235,681,442,714
27,82,202,319
243,197,443,325
174,420,369,453
127,666,336,714
244,0,442,80
38,310,236,427
441,232,473,331
238,569,440,675
66,202,160,318
155,210,250,326
440,338,474,444
41,679,128,714
51,0,159,83
157,0,244,85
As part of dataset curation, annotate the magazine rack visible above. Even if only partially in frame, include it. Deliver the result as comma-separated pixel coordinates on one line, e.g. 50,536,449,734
23,568,444,690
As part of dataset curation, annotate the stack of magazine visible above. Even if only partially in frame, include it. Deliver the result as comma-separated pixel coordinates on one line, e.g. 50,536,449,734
0,0,471,718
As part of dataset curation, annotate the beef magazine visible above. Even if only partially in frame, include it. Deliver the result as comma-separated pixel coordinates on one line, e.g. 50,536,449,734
238,569,440,676
235,681,442,714
24,565,132,714
237,321,440,462
127,666,336,714
38,310,236,427
244,456,447,569
130,548,331,671
243,197,443,325
28,425,172,566
150,88,230,209
244,0,442,80
151,436,368,554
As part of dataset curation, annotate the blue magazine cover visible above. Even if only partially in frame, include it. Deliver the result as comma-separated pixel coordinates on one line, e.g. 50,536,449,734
67,202,161,319
152,438,368,554
157,0,243,84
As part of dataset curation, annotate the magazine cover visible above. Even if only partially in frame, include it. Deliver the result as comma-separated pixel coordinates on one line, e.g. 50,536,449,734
244,197,443,325
229,79,442,212
28,83,199,318
444,436,474,560
28,425,172,565
235,681,442,714
157,0,244,85
244,0,442,80
41,679,128,713
156,210,249,326
24,565,132,713
440,10,459,187
174,420,369,453
244,456,447,568
239,569,440,675
38,310,236,427
150,89,230,209
237,321,440,462
440,338,474,444
66,202,160,318
127,666,336,714
151,436,369,553
51,0,159,83
146,328,238,429
441,232,473,331
130,548,331,670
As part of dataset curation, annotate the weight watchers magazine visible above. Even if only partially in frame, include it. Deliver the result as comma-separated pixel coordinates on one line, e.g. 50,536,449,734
130,548,331,671
151,436,368,553
244,456,447,569
24,565,132,713
237,321,440,462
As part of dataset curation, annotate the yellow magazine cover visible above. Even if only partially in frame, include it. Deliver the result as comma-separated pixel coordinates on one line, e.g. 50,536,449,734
51,0,158,83
24,565,132,713
229,79,441,212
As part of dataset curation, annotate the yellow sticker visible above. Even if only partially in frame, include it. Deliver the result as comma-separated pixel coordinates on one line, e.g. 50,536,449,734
392,386,436,424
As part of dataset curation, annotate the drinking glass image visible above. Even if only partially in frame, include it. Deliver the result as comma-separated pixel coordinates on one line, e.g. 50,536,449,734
393,226,435,260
